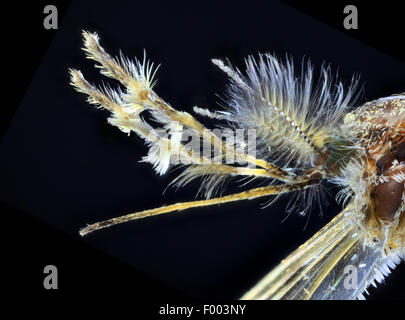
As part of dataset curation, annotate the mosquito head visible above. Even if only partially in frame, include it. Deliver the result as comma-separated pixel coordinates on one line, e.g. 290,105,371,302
343,94,405,253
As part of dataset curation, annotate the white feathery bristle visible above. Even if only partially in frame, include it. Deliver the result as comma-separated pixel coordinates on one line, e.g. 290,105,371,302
141,140,171,175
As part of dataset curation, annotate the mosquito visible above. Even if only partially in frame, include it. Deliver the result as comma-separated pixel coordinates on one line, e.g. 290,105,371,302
69,31,404,300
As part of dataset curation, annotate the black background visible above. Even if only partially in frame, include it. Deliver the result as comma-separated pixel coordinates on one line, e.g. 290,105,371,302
2,0,404,316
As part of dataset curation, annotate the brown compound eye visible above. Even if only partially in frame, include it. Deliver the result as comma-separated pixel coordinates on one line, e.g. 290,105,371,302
373,179,404,222
373,139,405,222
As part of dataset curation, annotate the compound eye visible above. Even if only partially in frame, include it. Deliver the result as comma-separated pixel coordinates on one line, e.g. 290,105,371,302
373,140,405,222
373,179,403,222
